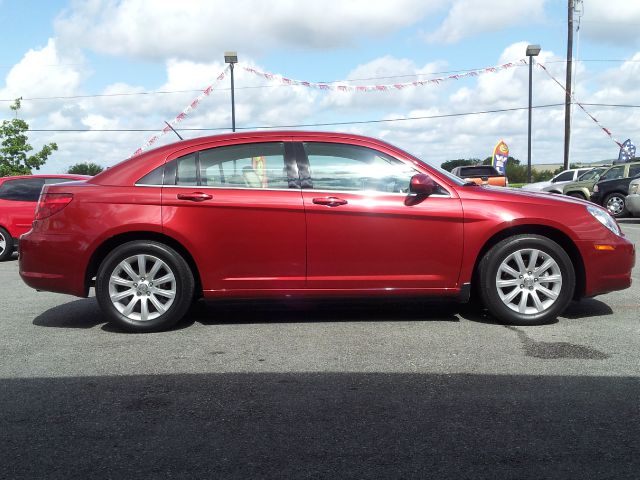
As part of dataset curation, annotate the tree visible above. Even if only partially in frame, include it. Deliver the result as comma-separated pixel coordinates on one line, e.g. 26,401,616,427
0,98,57,177
67,162,104,175
441,158,480,172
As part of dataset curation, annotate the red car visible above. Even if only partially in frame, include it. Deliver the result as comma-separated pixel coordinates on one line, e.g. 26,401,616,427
0,174,89,261
19,132,634,332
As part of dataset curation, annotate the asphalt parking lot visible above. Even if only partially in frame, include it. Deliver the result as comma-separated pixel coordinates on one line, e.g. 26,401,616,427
1,221,639,479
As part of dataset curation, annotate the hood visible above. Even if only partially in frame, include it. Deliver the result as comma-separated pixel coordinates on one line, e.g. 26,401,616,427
474,184,592,207
520,180,551,191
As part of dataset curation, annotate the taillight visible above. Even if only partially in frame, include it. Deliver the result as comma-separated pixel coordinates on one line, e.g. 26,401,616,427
35,193,74,220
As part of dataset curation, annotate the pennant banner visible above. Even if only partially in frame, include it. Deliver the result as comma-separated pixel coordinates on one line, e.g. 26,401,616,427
242,61,523,93
132,65,230,157
536,62,622,148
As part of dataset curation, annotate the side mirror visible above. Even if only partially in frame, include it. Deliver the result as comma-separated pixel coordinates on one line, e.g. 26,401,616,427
409,174,437,196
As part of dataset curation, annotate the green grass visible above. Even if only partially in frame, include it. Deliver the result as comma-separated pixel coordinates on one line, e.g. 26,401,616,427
509,183,525,188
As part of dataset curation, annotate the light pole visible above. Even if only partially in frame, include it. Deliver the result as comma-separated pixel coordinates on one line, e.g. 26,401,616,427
526,44,541,183
224,51,238,132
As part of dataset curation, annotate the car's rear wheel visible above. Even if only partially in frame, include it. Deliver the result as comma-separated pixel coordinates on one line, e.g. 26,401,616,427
96,241,195,332
604,192,627,218
0,227,14,261
478,235,575,325
567,192,586,200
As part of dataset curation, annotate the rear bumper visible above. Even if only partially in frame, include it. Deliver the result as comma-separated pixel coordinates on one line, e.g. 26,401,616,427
19,230,88,297
579,237,635,297
626,194,640,215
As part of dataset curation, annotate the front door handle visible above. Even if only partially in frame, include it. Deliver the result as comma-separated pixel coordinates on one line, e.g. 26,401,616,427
177,192,213,202
312,196,348,207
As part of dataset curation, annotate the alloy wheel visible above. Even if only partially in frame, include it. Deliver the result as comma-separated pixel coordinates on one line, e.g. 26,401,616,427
108,254,176,321
605,196,624,216
495,248,562,315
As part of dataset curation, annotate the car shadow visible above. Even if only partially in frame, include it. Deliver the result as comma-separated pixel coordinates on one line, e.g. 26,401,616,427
32,296,614,332
618,218,640,224
0,251,19,262
2,372,639,478
33,298,108,329
188,297,462,327
441,297,612,326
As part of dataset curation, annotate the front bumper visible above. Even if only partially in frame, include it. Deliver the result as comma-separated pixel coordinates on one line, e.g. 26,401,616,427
579,236,635,297
626,194,640,216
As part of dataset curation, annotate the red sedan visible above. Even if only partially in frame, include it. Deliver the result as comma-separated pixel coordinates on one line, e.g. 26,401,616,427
19,132,634,332
0,174,89,261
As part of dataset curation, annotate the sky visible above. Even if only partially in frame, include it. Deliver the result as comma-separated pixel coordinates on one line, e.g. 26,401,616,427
1,0,640,174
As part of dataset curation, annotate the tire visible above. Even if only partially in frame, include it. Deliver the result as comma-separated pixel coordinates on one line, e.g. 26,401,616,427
0,227,14,261
478,235,575,326
95,241,195,333
603,192,627,218
567,192,586,200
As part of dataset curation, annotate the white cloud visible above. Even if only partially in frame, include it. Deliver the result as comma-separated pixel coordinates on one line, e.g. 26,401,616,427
4,38,640,174
424,0,547,44
581,0,640,45
54,0,444,61
0,38,86,117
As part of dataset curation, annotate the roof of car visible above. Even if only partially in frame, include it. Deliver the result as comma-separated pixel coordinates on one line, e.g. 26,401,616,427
91,130,426,186
0,174,90,184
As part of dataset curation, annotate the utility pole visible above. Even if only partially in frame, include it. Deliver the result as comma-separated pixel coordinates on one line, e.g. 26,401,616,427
563,0,574,170
224,52,238,132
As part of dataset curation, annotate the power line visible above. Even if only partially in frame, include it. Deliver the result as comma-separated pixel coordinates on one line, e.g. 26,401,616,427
23,102,639,134
581,102,640,108
26,103,567,133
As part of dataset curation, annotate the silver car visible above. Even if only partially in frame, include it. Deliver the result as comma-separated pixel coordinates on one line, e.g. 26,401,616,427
626,177,640,216
522,168,594,193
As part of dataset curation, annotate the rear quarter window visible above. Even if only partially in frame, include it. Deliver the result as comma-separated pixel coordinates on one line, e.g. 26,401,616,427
0,178,46,202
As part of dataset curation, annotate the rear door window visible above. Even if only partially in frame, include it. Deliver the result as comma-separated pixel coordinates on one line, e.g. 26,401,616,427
0,178,46,202
628,164,640,178
199,143,290,189
600,166,624,181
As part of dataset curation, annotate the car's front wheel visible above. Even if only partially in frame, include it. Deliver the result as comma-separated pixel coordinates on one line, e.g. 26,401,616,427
604,192,627,218
478,235,575,325
96,241,195,332
0,227,14,261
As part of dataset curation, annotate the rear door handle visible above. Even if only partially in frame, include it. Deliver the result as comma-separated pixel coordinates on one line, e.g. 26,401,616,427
312,196,348,207
177,192,213,202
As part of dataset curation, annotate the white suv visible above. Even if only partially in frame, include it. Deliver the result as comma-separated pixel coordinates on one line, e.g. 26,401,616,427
522,168,595,193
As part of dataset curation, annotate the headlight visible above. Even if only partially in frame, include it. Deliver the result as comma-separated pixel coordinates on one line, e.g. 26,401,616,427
593,185,599,193
630,183,639,195
586,205,621,236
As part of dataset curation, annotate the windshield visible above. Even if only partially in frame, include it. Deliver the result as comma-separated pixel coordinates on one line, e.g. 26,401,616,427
577,168,604,181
